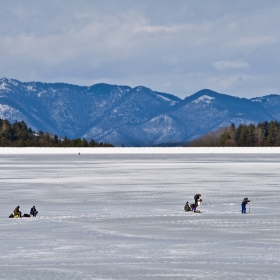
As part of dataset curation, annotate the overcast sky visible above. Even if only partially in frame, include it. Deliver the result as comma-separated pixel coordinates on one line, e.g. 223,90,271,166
1,0,279,98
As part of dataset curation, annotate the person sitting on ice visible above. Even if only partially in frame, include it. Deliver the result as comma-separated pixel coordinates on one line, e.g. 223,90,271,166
13,205,22,218
184,201,191,212
30,206,38,217
241,198,250,214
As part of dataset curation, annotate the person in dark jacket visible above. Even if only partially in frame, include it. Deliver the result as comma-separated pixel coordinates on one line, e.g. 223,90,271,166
241,198,250,213
30,206,38,217
194,194,201,205
13,206,21,217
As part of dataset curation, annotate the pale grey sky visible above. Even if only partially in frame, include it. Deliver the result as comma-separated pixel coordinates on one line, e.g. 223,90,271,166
1,0,279,98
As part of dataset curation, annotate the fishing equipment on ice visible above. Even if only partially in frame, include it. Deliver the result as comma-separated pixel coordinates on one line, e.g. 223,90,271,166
184,201,191,212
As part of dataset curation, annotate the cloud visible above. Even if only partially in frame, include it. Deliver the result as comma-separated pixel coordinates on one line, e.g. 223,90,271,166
132,22,186,34
215,75,246,89
0,1,280,99
236,36,278,47
213,60,250,70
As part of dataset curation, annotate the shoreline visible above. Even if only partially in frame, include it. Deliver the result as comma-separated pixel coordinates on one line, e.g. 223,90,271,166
1,147,280,154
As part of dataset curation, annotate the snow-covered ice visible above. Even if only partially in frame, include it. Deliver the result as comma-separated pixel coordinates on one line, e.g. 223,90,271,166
0,148,280,279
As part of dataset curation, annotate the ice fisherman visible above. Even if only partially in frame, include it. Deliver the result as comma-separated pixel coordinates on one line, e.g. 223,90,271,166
13,205,22,218
189,194,202,212
184,201,191,212
241,198,250,213
194,194,202,206
30,206,38,217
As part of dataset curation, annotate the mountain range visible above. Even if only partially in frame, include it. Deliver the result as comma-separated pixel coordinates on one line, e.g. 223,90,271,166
0,78,280,146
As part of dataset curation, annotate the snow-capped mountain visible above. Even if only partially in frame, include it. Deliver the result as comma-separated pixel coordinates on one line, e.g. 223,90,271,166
0,78,279,146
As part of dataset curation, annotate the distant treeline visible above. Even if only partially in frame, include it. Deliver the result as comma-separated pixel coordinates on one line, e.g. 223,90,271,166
186,121,280,147
0,119,113,147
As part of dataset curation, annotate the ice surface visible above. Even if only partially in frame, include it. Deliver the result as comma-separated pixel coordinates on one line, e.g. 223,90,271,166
0,148,280,279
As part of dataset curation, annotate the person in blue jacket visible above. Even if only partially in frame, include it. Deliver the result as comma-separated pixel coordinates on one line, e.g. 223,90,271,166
30,206,38,217
241,198,250,213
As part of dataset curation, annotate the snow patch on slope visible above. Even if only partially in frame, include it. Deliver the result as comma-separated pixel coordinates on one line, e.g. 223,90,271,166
156,94,171,102
149,115,173,124
155,94,179,105
251,98,263,102
192,95,215,104
26,85,36,91
0,104,26,120
38,90,46,97
0,81,11,92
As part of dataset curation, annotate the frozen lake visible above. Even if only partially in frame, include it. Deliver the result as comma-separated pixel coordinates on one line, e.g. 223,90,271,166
0,148,280,279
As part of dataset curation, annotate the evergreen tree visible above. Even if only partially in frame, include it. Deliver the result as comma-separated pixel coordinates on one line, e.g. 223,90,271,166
186,120,280,147
266,121,277,146
246,124,255,146
219,131,231,146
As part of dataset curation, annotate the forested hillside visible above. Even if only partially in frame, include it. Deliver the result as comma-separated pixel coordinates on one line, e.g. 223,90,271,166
186,121,280,147
0,119,113,147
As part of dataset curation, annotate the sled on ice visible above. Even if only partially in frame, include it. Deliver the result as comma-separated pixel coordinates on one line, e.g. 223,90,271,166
9,213,31,218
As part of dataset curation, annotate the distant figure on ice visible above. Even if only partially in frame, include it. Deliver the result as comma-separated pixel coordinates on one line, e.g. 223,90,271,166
30,206,38,217
241,198,250,213
189,194,202,212
13,206,22,218
184,201,191,212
